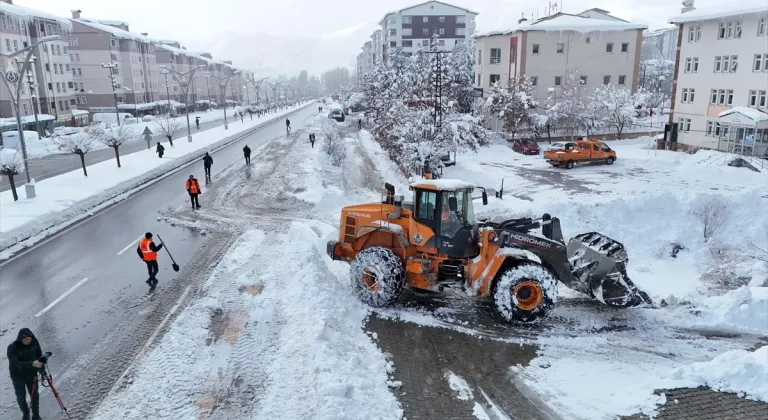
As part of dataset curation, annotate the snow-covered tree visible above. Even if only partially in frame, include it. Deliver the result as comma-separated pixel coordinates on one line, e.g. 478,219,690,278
591,84,647,140
97,124,136,168
545,70,589,138
53,130,96,176
154,116,182,147
321,120,347,167
482,78,536,138
445,40,476,113
0,147,24,201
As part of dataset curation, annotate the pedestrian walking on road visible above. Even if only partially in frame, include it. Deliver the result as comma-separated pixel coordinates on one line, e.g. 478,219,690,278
243,145,252,165
8,328,44,420
156,142,165,158
309,133,315,148
137,232,164,290
203,152,213,179
186,175,202,209
358,119,363,130
195,116,200,129
286,118,291,136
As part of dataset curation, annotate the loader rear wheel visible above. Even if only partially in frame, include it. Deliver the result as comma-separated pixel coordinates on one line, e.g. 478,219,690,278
350,247,404,308
493,263,557,323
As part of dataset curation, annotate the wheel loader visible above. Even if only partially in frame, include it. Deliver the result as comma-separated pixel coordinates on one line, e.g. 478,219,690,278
327,180,652,323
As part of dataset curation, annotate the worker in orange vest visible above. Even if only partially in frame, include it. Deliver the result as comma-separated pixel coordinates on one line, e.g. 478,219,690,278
136,232,163,290
186,175,201,210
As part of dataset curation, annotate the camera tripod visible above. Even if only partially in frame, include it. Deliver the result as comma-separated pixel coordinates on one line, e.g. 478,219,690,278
29,352,73,420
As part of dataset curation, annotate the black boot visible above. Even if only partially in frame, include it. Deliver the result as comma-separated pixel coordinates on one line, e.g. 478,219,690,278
145,278,153,286
21,411,30,420
31,414,42,420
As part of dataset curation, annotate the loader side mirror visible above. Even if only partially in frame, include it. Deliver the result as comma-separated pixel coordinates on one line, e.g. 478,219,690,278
482,191,488,206
448,196,458,212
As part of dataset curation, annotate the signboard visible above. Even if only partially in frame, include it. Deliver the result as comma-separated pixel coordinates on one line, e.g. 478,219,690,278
56,112,73,122
89,107,117,113
4,69,20,84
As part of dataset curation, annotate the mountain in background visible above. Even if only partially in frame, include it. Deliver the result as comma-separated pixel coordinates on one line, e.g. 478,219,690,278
185,21,380,78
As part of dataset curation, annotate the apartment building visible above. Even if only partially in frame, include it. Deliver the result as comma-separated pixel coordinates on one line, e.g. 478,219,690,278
643,26,678,61
1,0,75,126
380,0,477,61
357,41,373,85
473,9,645,104
668,3,768,156
371,29,383,65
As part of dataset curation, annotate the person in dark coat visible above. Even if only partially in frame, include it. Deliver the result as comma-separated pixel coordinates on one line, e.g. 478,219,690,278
243,145,251,165
195,116,200,129
309,133,315,148
8,328,43,420
136,232,164,288
156,142,165,158
203,152,213,179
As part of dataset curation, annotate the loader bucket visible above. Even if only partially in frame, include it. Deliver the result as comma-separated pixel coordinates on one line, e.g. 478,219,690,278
565,232,652,307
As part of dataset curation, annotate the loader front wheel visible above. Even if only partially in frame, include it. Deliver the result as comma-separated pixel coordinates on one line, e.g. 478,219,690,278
493,263,557,323
350,247,404,308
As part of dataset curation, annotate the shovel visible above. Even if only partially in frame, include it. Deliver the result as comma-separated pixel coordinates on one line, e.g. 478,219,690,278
156,234,180,272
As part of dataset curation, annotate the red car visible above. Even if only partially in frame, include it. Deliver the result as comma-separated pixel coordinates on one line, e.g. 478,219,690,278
512,138,540,155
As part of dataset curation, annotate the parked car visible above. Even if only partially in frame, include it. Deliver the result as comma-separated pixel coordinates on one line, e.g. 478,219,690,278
512,138,540,155
543,138,616,169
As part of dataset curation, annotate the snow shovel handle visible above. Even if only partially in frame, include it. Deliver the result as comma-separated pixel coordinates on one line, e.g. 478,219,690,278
155,234,177,264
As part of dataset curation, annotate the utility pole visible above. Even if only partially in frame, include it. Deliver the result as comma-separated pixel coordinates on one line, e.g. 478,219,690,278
18,55,42,138
101,63,121,126
160,68,172,116
425,50,448,129
161,64,207,142
206,69,240,129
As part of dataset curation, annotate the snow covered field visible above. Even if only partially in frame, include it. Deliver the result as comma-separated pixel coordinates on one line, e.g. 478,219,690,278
0,103,311,258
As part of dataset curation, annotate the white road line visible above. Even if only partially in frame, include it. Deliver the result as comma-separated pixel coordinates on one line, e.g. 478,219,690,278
108,285,192,393
117,235,143,256
35,278,90,317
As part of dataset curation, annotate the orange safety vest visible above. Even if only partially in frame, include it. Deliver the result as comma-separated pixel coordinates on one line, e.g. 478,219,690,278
139,238,157,261
186,179,200,194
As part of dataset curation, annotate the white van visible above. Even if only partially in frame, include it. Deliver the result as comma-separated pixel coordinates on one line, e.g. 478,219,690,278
92,112,134,126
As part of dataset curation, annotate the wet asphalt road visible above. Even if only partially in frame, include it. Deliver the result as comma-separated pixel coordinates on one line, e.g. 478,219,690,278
0,105,317,419
0,109,285,192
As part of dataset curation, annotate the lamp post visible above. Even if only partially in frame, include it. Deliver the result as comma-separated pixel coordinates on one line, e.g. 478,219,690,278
17,55,42,138
205,69,239,130
160,68,173,116
0,35,61,198
203,74,213,111
249,77,267,106
100,62,121,126
161,64,207,142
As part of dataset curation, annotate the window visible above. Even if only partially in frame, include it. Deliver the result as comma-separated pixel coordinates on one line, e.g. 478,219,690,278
110,38,118,47
456,16,466,24
45,63,50,72
72,68,77,75
714,56,722,72
439,16,445,23
585,36,591,44
75,53,80,61
477,49,482,65
476,73,481,85
22,103,28,115
402,28,412,36
606,42,613,53
47,82,52,90
603,75,611,85
688,26,695,42
678,118,691,132
706,121,713,135
759,17,767,36
532,43,539,54
439,28,445,35
689,88,696,103
580,76,587,85
530,76,538,86
54,64,59,74
735,21,742,38
56,45,61,55
749,90,757,106
12,40,18,51
58,100,64,111
759,90,767,108
618,75,626,85
4,39,10,52
389,29,396,36
403,40,413,47
755,54,764,71
682,88,689,103
422,28,429,35
416,190,437,220
438,39,445,46
402,16,412,24
455,27,466,36
422,40,429,46
65,64,70,71
79,82,84,91
621,42,629,53
685,58,692,73
68,81,74,88
554,76,562,86
490,74,501,85
389,41,397,48
77,68,82,76
730,55,738,72
727,89,734,105
490,48,501,64
56,82,61,93
556,43,564,54
111,53,118,61
81,96,87,104
422,16,429,23
63,46,67,54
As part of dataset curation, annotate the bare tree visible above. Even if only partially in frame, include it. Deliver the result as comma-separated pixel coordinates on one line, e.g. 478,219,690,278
321,120,347,167
0,148,24,201
690,198,730,242
154,115,182,147
96,124,136,168
53,130,96,177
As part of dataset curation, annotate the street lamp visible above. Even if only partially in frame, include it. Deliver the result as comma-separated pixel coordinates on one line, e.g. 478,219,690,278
160,68,173,116
0,35,61,198
100,62,122,126
248,77,268,106
16,55,42,138
160,64,207,142
205,69,239,130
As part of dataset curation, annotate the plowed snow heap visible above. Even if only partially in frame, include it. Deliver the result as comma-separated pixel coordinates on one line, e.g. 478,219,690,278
328,180,651,323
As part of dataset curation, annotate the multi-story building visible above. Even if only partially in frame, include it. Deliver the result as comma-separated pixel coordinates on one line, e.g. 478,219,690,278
642,27,678,61
668,3,768,156
1,0,75,127
379,0,477,61
356,41,373,84
371,29,383,65
473,9,646,104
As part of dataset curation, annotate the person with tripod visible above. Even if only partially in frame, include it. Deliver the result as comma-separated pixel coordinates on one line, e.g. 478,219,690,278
8,328,43,420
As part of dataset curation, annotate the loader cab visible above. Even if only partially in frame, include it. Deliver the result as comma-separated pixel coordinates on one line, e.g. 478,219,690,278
410,181,483,259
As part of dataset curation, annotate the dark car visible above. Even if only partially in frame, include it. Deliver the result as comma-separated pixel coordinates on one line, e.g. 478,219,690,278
512,138,540,155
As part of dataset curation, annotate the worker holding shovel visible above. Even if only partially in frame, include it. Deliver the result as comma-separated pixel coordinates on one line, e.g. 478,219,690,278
136,232,180,292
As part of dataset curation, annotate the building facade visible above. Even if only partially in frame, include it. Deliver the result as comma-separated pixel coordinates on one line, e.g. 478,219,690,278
668,3,768,155
473,10,645,105
643,26,678,61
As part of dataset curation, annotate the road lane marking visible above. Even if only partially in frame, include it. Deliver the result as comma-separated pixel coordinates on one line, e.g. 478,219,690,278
117,235,143,256
35,278,90,317
108,285,192,394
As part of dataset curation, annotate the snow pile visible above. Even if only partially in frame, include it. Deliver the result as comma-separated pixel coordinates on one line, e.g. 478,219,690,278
0,148,25,174
680,286,768,335
445,371,473,401
670,346,768,402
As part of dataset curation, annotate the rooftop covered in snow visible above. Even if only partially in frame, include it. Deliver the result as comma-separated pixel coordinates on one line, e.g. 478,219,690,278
73,19,161,43
718,106,768,127
669,4,768,24
0,2,72,29
476,12,646,37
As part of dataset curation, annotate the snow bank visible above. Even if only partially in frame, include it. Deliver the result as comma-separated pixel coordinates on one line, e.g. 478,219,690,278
0,103,313,258
670,346,768,402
